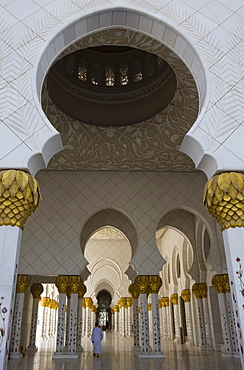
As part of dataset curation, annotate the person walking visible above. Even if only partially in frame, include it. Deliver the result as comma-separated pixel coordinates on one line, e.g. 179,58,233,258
91,322,103,357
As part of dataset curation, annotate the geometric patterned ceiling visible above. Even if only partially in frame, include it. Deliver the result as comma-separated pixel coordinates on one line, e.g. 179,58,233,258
42,29,199,172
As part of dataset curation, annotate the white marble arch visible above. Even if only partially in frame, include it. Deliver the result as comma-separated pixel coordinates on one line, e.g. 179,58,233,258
1,3,243,177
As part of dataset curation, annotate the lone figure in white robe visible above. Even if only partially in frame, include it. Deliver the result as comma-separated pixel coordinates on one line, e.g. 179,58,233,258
91,323,103,357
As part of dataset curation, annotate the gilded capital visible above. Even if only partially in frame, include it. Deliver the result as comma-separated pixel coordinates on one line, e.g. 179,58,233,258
170,293,178,305
40,297,51,307
181,289,191,303
55,275,69,294
127,297,132,307
84,297,93,308
30,283,43,299
0,170,39,229
68,275,82,294
212,274,230,294
161,297,169,307
78,284,87,299
148,275,162,294
192,283,207,299
134,275,149,295
119,297,127,308
148,303,152,311
16,275,30,293
113,305,119,312
128,284,139,299
203,172,244,231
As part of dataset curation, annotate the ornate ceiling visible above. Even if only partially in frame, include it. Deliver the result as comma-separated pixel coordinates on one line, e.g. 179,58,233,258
42,28,199,171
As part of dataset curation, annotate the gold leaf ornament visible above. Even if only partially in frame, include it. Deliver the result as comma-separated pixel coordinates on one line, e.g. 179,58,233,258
203,172,244,230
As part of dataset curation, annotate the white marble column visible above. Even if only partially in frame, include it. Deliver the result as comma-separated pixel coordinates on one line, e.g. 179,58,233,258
84,297,92,337
135,275,151,358
161,298,170,339
114,306,119,332
53,275,68,358
223,228,244,368
204,172,244,368
132,298,140,349
226,292,239,357
28,283,43,351
181,290,194,346
170,294,181,343
150,290,164,357
119,298,126,337
68,293,78,356
192,284,206,349
127,298,132,337
10,275,30,358
0,170,39,370
212,274,238,356
81,302,86,337
194,283,213,349
77,284,86,351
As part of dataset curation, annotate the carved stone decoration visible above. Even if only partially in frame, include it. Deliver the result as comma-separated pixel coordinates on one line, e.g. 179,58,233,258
30,283,44,299
16,275,30,294
212,275,230,294
128,284,139,299
0,170,39,229
43,29,198,172
203,172,244,230
134,275,149,295
181,289,191,303
68,275,83,294
55,275,69,294
148,275,162,294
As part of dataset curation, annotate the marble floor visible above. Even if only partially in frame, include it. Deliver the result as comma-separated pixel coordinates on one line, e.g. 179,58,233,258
7,332,242,370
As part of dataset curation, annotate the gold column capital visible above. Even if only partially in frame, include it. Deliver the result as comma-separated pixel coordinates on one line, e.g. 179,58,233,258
68,275,83,294
128,284,139,299
16,275,30,293
118,297,127,308
30,283,43,299
134,275,149,295
40,297,51,307
113,305,119,312
148,303,152,311
84,297,93,308
203,172,244,231
0,170,40,229
170,293,178,305
78,284,87,299
161,297,169,307
212,274,230,294
148,275,162,294
192,283,207,299
127,297,132,307
181,289,191,303
55,275,69,294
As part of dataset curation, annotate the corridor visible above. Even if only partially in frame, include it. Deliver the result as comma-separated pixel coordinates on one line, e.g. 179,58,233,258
7,332,241,370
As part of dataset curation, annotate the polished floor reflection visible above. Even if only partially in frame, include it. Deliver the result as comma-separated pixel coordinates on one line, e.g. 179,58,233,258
7,332,241,370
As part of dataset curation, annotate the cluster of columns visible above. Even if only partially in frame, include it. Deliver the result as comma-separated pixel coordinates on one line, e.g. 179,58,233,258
119,275,165,358
39,297,58,341
112,297,132,337
53,275,89,358
212,274,239,357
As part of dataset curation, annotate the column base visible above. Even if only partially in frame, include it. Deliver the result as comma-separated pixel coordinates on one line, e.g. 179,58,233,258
139,352,165,359
52,353,78,359
26,346,38,352
132,346,141,351
186,341,194,346
10,353,23,359
198,345,207,351
76,346,83,352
